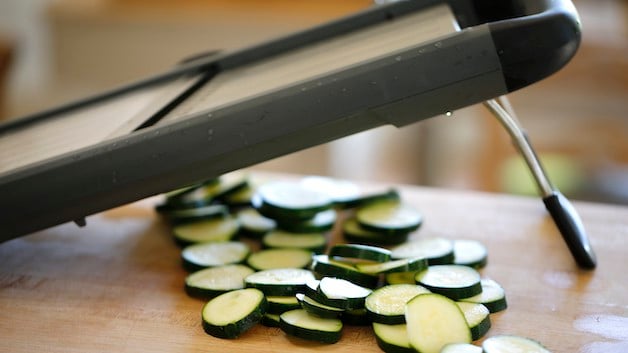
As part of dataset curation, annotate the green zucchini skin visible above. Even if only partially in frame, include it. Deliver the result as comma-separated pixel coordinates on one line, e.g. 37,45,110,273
337,189,400,209
459,279,508,313
185,264,255,300
342,218,410,246
279,309,343,344
260,313,282,328
266,296,301,314
372,323,414,353
470,314,491,341
356,200,422,235
329,244,392,263
311,255,380,288
276,209,337,233
244,268,316,296
297,294,345,319
456,302,491,340
341,308,371,326
415,265,482,300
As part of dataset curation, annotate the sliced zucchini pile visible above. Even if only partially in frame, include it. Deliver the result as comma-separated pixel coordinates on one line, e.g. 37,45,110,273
156,172,548,352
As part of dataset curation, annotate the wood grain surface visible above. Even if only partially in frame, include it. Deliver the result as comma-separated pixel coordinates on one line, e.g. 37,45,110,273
1,174,627,353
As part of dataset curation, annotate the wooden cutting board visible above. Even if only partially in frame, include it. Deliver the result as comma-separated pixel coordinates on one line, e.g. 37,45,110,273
1,174,627,353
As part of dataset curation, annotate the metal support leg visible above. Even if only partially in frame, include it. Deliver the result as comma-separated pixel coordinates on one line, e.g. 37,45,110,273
483,98,597,269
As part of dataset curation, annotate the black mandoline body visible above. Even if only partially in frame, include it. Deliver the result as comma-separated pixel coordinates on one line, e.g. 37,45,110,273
0,0,581,243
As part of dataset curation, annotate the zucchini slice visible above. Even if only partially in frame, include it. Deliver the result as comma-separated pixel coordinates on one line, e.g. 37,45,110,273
356,257,428,275
262,230,327,253
172,216,240,246
236,208,276,238
256,181,333,220
342,308,370,326
482,335,552,353
329,244,391,263
159,179,218,210
384,271,417,285
338,189,400,209
161,204,229,224
266,295,301,314
276,209,337,233
261,313,281,327
174,172,248,209
246,248,313,271
296,293,345,319
415,265,482,300
299,175,362,206
279,309,343,344
184,264,255,299
311,255,379,288
317,277,373,310
456,302,491,340
356,200,422,235
459,278,508,313
390,237,454,265
405,293,471,353
201,288,266,339
342,218,409,245
181,241,250,272
441,343,483,353
244,268,316,296
365,284,431,325
372,323,414,353
453,239,488,269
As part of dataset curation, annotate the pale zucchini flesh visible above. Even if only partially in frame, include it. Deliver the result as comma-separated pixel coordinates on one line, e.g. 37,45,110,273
440,343,483,353
372,323,414,353
459,278,508,313
256,181,333,219
201,288,266,339
365,284,431,324
482,335,552,353
172,216,240,246
181,241,250,272
453,239,488,268
317,277,372,310
456,301,491,340
185,264,255,299
237,208,276,237
390,237,454,265
245,268,316,296
405,293,471,353
246,248,313,271
356,200,422,234
299,176,362,205
262,230,327,253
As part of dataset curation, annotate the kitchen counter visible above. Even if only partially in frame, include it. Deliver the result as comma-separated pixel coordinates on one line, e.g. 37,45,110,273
1,173,626,352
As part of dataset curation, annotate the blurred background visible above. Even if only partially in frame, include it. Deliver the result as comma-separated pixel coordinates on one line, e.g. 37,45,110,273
0,0,626,204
